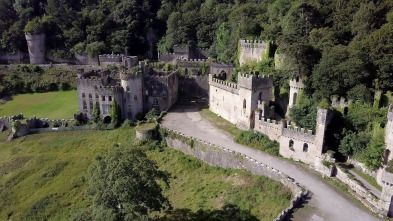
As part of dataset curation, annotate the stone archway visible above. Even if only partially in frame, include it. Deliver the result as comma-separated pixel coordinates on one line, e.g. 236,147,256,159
103,116,112,124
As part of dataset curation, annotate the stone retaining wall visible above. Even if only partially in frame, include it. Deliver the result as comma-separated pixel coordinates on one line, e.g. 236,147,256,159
163,128,307,221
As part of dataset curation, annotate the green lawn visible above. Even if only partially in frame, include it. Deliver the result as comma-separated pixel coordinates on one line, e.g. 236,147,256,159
0,90,78,119
351,168,382,191
0,126,291,221
199,107,242,137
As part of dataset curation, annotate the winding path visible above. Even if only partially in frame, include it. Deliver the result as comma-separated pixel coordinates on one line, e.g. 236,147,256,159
162,105,381,221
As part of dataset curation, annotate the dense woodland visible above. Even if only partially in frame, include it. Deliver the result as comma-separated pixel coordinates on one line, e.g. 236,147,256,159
1,0,393,168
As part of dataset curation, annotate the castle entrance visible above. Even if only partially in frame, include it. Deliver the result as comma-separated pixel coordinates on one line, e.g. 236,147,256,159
103,116,112,124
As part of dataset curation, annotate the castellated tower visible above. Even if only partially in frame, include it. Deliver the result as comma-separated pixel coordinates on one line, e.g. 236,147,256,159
120,70,143,120
313,108,330,155
239,40,267,66
287,78,304,114
237,73,273,129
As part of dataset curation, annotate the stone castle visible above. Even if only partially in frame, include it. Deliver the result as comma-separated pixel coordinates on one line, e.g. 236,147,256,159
209,73,331,165
76,61,178,122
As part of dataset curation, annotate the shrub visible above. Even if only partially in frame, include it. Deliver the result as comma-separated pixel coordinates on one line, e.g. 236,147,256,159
24,17,44,34
235,130,279,156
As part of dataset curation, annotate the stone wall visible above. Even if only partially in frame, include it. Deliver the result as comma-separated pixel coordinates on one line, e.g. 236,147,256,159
335,167,382,214
239,40,267,66
0,51,27,64
254,118,283,142
163,128,307,221
179,75,209,99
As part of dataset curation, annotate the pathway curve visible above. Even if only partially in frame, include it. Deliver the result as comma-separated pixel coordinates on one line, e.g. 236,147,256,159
162,105,381,221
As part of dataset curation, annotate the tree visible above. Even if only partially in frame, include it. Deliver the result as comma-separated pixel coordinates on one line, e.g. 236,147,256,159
289,94,318,131
86,41,106,59
110,99,122,127
91,102,101,124
87,147,170,220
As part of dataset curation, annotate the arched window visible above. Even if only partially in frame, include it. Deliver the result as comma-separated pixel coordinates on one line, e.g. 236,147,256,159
95,94,99,100
289,140,294,150
89,100,93,110
303,143,308,152
258,92,263,102
82,93,85,98
293,92,297,105
83,101,87,111
243,99,246,109
89,93,92,99
126,86,130,92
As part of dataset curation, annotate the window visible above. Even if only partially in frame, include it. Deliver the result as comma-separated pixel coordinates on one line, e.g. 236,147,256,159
289,140,294,151
134,95,138,100
259,110,263,120
293,92,297,105
89,93,92,99
243,99,246,109
303,143,308,152
126,86,130,92
258,92,263,102
82,93,85,98
109,96,112,101
102,96,105,101
83,101,87,111
95,94,99,100
89,100,93,110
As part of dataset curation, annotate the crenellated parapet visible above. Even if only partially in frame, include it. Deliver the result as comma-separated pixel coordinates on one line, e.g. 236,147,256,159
331,96,351,109
120,71,143,81
238,72,273,90
239,39,267,48
282,123,315,144
98,54,123,63
210,75,239,94
289,78,304,89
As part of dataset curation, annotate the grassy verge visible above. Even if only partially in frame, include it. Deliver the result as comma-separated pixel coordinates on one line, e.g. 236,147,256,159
0,126,291,220
200,108,279,156
0,90,78,119
199,107,242,137
351,168,382,191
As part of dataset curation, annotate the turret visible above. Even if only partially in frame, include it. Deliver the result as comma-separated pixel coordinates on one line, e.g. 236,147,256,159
287,78,304,114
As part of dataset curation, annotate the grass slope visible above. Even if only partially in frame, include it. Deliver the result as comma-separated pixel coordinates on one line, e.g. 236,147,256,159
0,127,291,221
0,90,78,119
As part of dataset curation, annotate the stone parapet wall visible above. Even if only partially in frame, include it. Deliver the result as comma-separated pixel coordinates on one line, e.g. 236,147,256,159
209,77,239,94
282,127,315,144
331,96,351,109
335,167,382,215
163,128,307,221
237,73,273,90
254,118,283,142
239,40,267,66
289,78,304,89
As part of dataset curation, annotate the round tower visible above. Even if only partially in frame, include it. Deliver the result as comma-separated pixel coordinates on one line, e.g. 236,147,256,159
120,70,143,120
25,33,46,64
287,77,304,113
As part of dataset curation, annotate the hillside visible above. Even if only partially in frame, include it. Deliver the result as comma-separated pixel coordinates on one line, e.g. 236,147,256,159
0,127,291,220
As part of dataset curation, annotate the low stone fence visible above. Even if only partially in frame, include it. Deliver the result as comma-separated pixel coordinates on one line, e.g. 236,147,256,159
162,128,307,221
335,167,382,214
315,162,383,215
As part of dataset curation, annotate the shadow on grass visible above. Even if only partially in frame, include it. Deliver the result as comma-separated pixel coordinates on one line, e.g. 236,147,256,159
283,191,312,221
158,204,259,221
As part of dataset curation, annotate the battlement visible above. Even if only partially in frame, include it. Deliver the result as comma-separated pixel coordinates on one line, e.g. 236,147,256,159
237,72,273,89
331,96,351,108
289,78,304,89
210,62,234,68
210,76,239,94
120,71,143,81
239,39,267,48
99,54,123,63
257,118,284,129
282,123,315,144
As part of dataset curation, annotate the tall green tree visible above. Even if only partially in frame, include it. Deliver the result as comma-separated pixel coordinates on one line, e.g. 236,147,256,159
110,99,122,127
87,146,170,220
